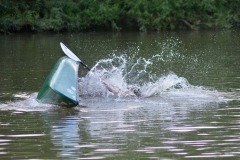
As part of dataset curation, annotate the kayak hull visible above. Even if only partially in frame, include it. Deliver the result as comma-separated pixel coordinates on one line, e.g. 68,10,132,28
37,56,79,107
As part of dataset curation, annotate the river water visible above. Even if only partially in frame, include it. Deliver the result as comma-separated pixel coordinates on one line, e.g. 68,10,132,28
0,30,240,159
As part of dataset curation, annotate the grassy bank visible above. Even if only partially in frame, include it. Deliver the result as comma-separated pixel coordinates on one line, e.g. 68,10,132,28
1,0,239,33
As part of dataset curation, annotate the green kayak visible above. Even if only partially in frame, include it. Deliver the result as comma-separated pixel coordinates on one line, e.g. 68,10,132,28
37,56,79,107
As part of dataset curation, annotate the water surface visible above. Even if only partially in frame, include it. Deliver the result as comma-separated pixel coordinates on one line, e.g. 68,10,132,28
0,30,240,159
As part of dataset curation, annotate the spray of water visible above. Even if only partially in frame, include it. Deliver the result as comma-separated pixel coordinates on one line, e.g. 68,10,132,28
78,53,199,98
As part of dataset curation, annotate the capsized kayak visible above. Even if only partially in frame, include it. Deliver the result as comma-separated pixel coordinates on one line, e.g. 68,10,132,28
37,56,79,107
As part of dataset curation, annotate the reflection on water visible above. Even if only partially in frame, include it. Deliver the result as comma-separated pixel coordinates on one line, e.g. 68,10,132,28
0,96,239,159
51,114,81,158
45,101,240,159
0,31,240,159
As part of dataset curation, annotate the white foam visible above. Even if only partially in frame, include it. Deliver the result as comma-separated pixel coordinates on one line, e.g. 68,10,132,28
0,93,57,112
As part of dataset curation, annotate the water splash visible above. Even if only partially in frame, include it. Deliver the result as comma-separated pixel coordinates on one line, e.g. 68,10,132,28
78,53,213,99
0,93,58,111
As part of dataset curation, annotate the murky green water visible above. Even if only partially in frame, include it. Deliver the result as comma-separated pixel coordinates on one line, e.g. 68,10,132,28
0,30,240,159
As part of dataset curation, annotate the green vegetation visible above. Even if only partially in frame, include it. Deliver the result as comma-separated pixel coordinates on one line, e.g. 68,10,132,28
1,0,240,32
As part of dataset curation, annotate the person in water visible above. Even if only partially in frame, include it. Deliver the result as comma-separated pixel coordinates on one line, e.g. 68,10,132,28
102,80,142,98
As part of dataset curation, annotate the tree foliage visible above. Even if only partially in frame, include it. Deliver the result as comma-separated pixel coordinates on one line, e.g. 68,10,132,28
0,0,240,32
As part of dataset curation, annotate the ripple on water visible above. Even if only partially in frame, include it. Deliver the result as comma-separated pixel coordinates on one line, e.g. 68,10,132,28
166,126,224,132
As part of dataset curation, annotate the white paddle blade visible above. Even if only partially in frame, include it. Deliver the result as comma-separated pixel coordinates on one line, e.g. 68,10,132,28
60,42,81,62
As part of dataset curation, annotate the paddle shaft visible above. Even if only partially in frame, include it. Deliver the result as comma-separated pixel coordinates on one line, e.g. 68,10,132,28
80,62,91,71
